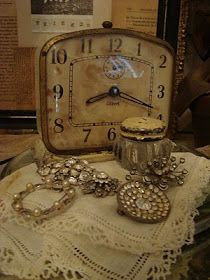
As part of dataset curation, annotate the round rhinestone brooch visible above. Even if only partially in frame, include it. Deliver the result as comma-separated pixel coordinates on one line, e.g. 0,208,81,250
117,181,170,223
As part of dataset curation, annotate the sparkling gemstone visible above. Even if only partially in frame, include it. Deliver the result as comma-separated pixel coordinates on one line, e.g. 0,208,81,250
61,168,69,174
79,171,91,182
148,184,154,190
145,190,151,196
138,188,145,194
135,181,141,187
172,163,177,169
81,160,89,165
178,180,184,185
96,172,108,179
51,168,59,174
54,162,63,168
70,169,79,177
162,157,167,164
39,167,50,176
68,177,78,185
65,159,76,166
74,164,83,171
154,187,159,193
180,158,185,164
136,198,151,210
170,156,176,162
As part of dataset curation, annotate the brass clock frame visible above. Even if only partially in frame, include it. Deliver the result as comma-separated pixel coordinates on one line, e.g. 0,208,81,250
39,28,175,155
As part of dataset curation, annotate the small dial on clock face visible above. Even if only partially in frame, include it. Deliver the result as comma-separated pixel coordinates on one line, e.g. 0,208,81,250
40,29,174,154
103,56,125,79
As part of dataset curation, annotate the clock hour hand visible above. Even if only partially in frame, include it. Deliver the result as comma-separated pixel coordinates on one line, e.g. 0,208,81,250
86,86,120,104
86,92,108,104
119,91,153,109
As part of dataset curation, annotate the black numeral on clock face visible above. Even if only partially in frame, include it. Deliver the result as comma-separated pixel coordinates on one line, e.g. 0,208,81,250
51,49,67,64
81,38,92,53
83,128,91,142
54,118,64,133
137,42,141,56
159,55,167,68
157,85,165,98
109,38,122,52
108,128,116,141
53,84,63,99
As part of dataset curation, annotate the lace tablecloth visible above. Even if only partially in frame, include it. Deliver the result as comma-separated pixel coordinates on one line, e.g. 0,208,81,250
0,152,210,280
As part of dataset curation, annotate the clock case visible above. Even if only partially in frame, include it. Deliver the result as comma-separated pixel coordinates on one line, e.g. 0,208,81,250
39,28,175,155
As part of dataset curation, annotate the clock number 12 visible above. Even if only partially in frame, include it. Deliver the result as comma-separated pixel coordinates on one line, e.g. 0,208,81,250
109,38,122,52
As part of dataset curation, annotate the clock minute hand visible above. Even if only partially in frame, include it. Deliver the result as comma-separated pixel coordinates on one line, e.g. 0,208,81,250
119,92,153,109
86,92,108,104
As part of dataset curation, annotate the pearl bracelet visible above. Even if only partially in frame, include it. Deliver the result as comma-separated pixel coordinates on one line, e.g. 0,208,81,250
11,182,75,220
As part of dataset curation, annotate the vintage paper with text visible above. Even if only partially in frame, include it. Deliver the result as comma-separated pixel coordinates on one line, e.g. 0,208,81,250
112,0,159,36
0,0,112,113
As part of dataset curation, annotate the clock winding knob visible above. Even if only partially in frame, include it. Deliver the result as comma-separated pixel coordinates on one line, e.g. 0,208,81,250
102,21,113,28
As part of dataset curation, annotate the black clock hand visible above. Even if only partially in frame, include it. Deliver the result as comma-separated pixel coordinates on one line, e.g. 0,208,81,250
86,86,120,104
86,86,153,109
119,91,153,109
86,92,108,104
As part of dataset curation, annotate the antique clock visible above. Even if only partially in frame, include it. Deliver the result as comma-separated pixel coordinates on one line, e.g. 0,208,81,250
39,28,175,155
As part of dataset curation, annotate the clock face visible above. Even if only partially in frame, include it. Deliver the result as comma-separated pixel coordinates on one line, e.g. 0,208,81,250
40,28,174,154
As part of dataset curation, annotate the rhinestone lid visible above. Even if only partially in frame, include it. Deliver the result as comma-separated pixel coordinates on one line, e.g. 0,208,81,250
117,181,170,223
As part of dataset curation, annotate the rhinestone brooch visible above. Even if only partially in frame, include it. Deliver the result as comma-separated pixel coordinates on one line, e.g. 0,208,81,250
117,181,170,223
126,156,188,191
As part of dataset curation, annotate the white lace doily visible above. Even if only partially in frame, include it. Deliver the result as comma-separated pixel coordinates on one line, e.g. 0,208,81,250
0,152,210,280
